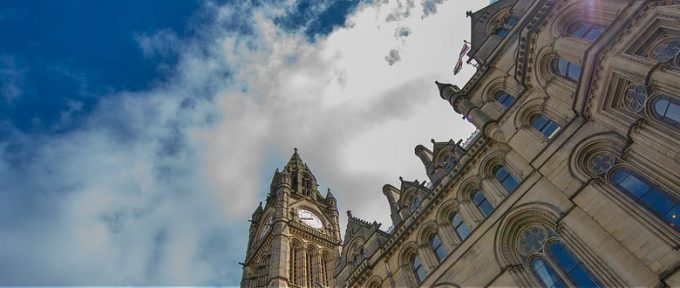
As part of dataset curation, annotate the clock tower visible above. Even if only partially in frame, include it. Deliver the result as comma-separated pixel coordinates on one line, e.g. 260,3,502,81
241,149,342,288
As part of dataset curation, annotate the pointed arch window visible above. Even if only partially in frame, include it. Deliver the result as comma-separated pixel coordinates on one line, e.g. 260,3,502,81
652,95,680,128
411,254,427,284
495,91,516,109
472,190,494,217
429,233,447,262
493,165,519,192
552,58,581,82
450,211,470,241
610,168,680,232
567,22,604,41
531,114,562,139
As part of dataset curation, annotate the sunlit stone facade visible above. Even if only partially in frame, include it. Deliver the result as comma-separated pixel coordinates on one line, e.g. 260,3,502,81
242,0,680,287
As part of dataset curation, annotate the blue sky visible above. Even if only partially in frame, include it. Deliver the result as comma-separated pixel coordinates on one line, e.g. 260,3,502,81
0,0,487,285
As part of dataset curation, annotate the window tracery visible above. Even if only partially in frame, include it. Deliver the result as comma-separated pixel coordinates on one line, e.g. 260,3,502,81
589,153,615,175
624,84,647,113
651,39,680,63
515,226,601,288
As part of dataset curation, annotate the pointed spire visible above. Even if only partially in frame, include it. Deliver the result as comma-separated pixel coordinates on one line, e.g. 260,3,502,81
435,81,461,102
326,188,335,199
285,147,305,169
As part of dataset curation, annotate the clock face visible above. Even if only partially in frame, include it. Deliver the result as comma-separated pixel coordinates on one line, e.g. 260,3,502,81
297,209,323,229
258,216,273,240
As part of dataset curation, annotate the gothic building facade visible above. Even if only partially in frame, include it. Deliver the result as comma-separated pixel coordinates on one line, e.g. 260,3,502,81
241,0,680,287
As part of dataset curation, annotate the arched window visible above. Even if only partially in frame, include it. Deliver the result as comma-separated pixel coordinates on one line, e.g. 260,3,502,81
530,257,565,288
409,196,421,213
610,168,680,232
411,254,427,284
320,254,331,286
520,226,601,288
545,241,600,287
495,91,516,109
567,22,604,41
493,165,519,192
652,95,680,127
531,114,562,139
429,233,447,262
552,58,581,82
306,248,316,288
289,243,303,286
450,212,470,241
472,190,494,217
505,17,518,26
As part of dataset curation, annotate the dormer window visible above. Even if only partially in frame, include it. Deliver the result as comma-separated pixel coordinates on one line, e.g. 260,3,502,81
441,154,458,171
495,27,509,37
409,196,421,213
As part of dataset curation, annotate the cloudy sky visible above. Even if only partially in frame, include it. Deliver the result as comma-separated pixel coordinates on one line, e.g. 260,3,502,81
0,0,489,285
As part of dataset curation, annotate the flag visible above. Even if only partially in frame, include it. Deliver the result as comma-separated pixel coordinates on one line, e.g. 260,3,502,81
454,42,470,75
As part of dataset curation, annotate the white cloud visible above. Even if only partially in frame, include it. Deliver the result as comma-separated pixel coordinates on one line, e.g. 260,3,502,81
0,0,490,285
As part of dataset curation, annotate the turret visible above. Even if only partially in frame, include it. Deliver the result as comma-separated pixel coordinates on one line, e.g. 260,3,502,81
436,81,492,132
415,144,434,176
383,184,402,227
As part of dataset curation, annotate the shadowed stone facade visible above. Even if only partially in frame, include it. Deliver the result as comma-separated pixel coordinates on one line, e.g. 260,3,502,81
242,0,680,286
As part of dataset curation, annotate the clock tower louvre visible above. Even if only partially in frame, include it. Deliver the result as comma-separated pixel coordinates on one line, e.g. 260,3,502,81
242,149,341,288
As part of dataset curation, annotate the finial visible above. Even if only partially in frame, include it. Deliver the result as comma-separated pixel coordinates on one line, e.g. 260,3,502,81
399,176,403,181
294,147,298,153
347,210,352,218
466,10,473,18
430,138,435,144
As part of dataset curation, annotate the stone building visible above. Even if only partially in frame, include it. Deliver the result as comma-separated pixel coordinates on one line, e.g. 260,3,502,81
241,0,680,287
